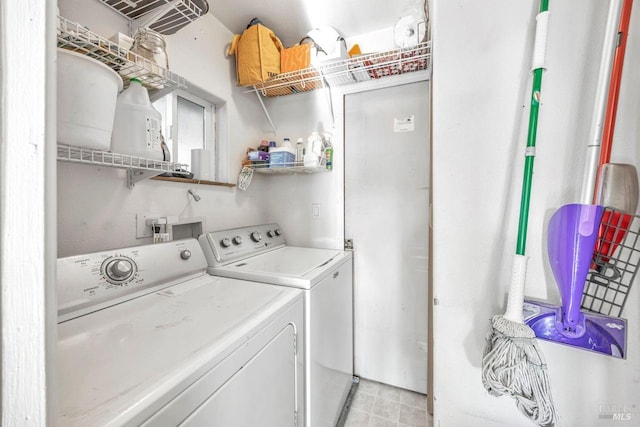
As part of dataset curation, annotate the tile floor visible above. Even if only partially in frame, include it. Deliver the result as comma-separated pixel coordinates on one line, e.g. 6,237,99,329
342,378,433,427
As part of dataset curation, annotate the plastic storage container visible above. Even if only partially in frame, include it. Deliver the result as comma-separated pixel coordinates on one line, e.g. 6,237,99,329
269,147,295,168
111,79,164,161
57,48,123,150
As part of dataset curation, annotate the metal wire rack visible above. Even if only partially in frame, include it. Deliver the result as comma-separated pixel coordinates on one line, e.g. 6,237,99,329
582,207,640,317
251,162,331,175
248,42,431,98
98,0,208,35
57,16,186,92
57,144,189,187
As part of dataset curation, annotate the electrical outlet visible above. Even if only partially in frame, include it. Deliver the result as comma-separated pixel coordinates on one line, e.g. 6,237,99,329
136,213,160,238
312,203,320,218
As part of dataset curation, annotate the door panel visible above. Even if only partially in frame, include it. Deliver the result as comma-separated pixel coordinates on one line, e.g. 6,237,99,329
345,81,429,393
309,261,353,427
180,325,297,427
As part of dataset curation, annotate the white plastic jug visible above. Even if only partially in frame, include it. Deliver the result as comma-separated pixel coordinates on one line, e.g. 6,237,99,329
304,132,324,166
111,79,163,161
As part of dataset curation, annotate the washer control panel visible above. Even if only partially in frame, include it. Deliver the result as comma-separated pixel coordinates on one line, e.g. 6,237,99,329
57,239,207,322
199,223,285,267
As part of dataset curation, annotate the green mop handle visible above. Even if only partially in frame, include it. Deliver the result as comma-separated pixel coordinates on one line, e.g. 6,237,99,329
504,0,550,323
516,0,550,256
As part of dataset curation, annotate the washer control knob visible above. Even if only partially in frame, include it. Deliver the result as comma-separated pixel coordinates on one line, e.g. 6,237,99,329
233,236,243,245
105,259,133,281
274,229,282,236
267,230,275,238
180,250,191,260
251,232,262,242
220,237,232,248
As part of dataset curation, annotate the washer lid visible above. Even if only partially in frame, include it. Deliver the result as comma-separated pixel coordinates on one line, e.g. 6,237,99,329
58,275,302,427
209,247,352,289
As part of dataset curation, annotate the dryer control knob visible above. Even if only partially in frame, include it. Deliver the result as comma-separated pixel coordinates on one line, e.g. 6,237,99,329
267,230,275,238
274,229,282,236
251,232,262,242
180,250,191,260
220,237,231,248
105,259,133,281
233,236,243,245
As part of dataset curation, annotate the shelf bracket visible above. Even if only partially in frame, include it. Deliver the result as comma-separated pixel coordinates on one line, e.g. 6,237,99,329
254,89,277,133
128,0,181,34
127,169,163,188
320,74,336,130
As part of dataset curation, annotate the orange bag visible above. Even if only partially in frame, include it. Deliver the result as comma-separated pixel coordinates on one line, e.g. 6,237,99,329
227,24,283,86
280,44,311,73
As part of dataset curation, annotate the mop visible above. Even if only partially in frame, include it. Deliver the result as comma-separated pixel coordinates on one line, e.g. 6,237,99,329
522,0,629,358
481,1,557,426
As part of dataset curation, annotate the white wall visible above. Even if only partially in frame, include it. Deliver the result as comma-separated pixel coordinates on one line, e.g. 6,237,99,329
57,1,268,256
247,90,342,249
1,0,57,424
432,1,640,426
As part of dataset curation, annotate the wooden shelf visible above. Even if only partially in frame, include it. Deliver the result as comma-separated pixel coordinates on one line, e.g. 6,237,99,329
151,176,236,187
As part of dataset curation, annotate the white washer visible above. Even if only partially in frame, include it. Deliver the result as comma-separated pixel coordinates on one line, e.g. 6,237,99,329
199,223,354,427
57,238,304,426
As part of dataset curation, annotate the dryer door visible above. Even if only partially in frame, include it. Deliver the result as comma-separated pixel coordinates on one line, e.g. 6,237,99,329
180,323,298,427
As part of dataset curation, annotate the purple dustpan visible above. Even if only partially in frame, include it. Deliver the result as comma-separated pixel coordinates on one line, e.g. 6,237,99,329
524,203,627,358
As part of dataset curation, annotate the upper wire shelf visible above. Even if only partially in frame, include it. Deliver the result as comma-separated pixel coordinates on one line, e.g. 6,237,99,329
98,0,209,35
247,42,431,98
57,16,186,92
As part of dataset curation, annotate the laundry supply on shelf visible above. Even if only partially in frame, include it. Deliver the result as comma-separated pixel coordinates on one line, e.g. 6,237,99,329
131,27,169,74
295,138,305,166
57,48,123,151
111,78,164,161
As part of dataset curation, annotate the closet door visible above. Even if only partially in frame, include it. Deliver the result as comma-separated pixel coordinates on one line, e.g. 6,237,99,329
345,80,430,393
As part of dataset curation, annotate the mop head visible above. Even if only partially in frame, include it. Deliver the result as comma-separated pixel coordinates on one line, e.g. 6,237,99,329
483,315,557,427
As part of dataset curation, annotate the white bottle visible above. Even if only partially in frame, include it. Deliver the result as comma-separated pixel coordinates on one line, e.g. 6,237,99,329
295,138,304,166
111,78,164,161
304,132,323,166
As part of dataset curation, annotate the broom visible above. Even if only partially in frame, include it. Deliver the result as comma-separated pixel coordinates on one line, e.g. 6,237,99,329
481,1,557,426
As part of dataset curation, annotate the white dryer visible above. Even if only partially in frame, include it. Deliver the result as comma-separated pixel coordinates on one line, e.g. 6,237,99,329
199,223,354,427
57,238,304,426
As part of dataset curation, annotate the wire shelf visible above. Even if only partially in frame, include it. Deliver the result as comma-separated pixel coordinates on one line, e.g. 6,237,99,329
98,0,208,35
582,207,640,317
58,144,188,174
57,16,186,91
248,42,431,98
251,162,331,175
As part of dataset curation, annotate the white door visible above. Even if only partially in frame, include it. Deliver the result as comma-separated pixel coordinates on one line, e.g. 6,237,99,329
345,80,430,393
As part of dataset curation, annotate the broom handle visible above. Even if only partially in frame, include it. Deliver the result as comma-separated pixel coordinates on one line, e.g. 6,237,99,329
580,0,624,204
593,0,634,201
516,0,549,256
